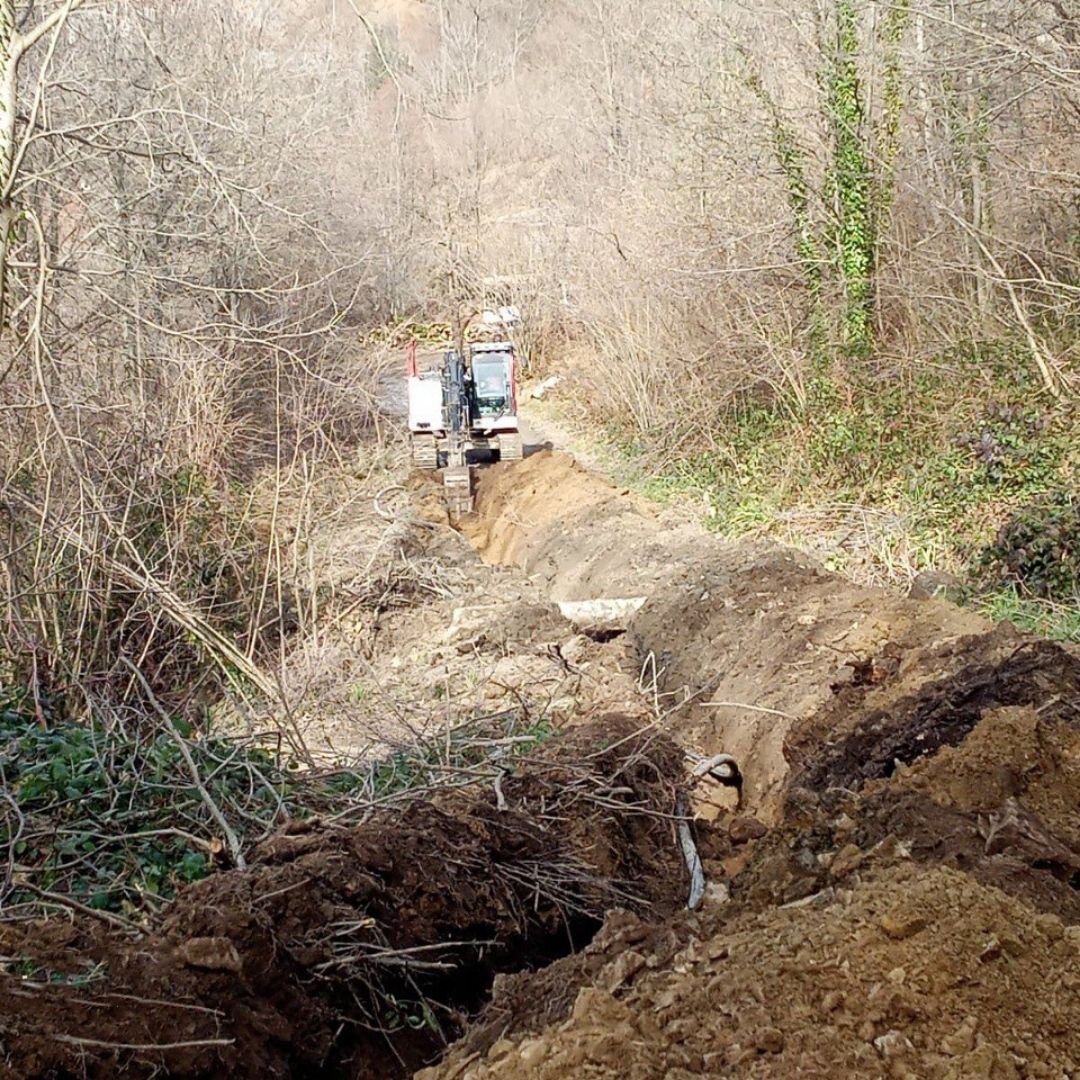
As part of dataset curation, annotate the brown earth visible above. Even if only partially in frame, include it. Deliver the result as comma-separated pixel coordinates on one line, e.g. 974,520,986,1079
418,449,1080,1080
423,862,1080,1080
465,451,988,818
0,721,690,1080
418,772,1080,1080
6,446,1080,1079
270,462,659,762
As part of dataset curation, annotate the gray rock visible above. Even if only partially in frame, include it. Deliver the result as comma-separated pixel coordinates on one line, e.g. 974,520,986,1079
908,570,964,602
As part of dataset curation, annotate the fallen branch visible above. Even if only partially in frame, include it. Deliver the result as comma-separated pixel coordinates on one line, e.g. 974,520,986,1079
703,701,796,719
54,1035,235,1051
13,881,139,933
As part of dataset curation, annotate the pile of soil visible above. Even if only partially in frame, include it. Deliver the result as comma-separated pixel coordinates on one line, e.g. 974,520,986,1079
422,630,1080,1080
467,451,987,817
787,625,1080,797
630,543,986,817
462,451,699,602
424,862,1080,1080
0,721,693,1080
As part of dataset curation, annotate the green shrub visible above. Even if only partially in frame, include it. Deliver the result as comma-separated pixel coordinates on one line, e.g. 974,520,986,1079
981,491,1080,600
0,690,283,912
0,692,554,917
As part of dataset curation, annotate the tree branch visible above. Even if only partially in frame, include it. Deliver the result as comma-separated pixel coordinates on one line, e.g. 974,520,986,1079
12,0,84,62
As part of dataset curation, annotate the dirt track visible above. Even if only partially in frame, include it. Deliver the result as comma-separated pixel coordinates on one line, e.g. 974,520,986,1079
5,446,1080,1079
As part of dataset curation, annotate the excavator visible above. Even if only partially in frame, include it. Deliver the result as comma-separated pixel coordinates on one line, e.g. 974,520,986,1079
406,338,523,513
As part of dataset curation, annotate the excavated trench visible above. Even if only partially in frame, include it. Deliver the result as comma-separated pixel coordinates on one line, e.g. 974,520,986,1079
8,448,1080,1080
413,451,1080,1080
456,450,1003,818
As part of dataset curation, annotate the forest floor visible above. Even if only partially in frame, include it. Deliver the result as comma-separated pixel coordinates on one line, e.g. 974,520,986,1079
2,417,1080,1079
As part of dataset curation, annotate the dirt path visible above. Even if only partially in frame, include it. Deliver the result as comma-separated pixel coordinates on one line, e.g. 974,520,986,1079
517,401,621,480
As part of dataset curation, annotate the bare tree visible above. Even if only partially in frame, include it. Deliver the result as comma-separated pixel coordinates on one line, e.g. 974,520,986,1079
0,0,83,326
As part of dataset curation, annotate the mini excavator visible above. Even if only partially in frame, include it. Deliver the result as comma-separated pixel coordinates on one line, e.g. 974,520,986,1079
406,339,522,513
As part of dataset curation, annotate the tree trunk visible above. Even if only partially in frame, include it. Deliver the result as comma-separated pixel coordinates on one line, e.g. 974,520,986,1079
0,0,18,330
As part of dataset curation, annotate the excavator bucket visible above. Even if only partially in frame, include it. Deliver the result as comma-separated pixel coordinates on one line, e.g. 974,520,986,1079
443,464,473,514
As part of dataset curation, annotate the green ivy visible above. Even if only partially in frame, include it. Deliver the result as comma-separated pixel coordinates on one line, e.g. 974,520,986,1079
981,491,1080,600
742,65,830,371
0,694,284,911
743,0,914,370
0,693,556,917
871,0,912,232
825,0,873,357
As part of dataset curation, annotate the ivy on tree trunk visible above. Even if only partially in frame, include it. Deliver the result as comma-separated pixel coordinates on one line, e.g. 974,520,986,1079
825,0,873,359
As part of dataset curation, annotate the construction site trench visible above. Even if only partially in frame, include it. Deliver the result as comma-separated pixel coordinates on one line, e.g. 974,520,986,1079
5,446,1080,1079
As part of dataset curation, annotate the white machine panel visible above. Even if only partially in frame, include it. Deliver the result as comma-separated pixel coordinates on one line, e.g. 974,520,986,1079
407,375,444,432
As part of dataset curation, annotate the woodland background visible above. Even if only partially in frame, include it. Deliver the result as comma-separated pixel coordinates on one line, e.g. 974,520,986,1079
1,0,1078,723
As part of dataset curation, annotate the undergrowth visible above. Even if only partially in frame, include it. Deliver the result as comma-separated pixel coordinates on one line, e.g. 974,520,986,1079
582,340,1080,639
982,491,1080,599
974,588,1080,644
1,459,277,721
0,692,553,920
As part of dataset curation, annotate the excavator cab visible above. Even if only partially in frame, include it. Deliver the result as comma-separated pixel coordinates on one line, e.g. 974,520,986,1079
471,351,513,418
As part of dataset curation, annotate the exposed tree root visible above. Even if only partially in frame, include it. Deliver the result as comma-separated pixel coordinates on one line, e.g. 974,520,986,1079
0,719,692,1080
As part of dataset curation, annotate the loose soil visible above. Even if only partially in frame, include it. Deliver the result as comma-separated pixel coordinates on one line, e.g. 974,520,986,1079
421,447,1080,1080
6,440,1080,1079
0,721,690,1080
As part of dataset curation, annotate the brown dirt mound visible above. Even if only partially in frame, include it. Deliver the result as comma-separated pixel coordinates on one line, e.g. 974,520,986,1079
850,695,1080,924
458,452,988,820
423,862,1080,1080
736,717,1080,926
416,442,1080,1079
459,451,637,570
424,656,1080,1076
787,626,1080,796
730,623,1080,919
425,733,1080,1079
0,720,693,1080
630,544,988,819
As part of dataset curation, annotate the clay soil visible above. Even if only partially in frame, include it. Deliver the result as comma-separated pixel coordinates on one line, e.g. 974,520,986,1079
5,444,1080,1079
